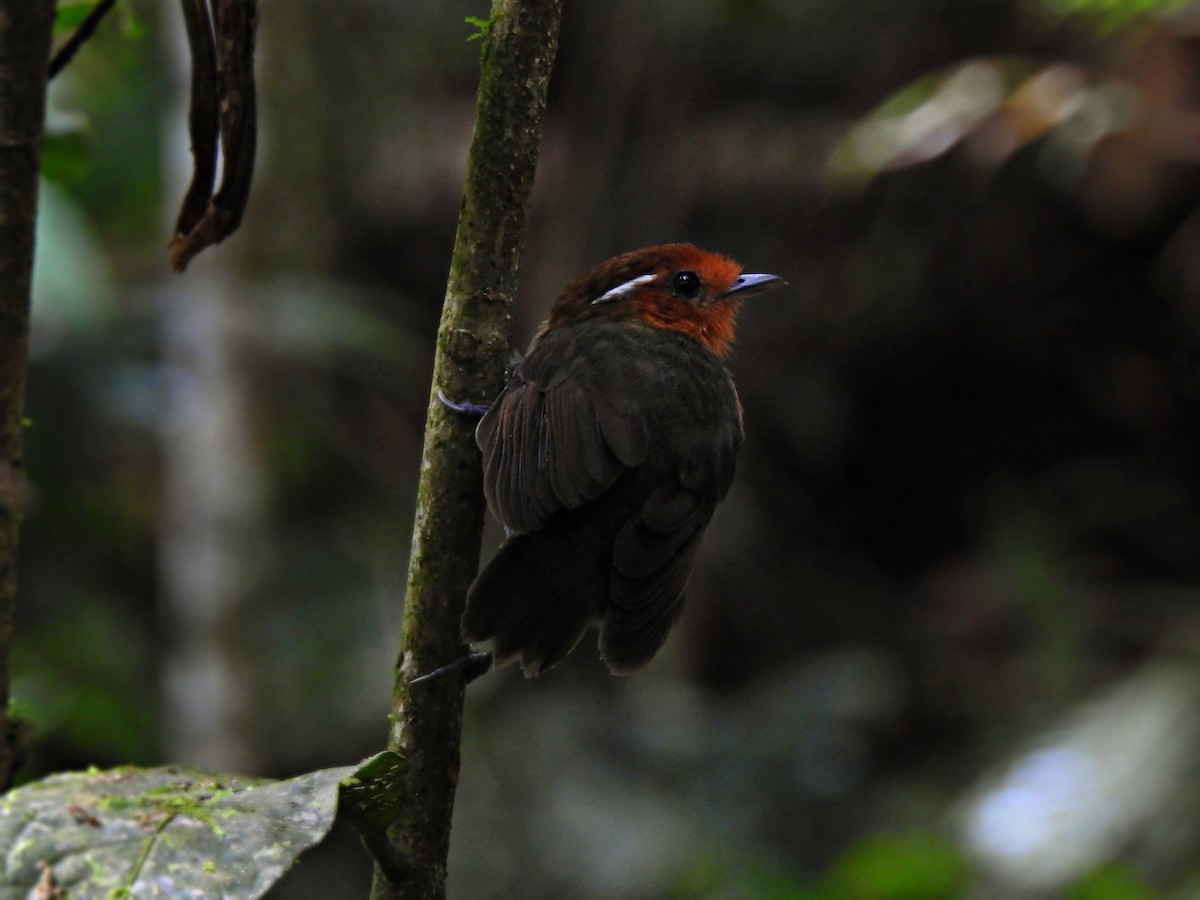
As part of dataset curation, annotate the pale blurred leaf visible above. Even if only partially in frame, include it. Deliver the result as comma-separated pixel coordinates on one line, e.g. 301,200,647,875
829,58,1112,184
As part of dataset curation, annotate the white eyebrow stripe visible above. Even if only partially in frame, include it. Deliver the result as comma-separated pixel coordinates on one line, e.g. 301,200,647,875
592,273,655,304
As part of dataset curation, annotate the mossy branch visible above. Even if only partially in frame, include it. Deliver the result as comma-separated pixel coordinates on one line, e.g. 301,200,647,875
368,1,563,898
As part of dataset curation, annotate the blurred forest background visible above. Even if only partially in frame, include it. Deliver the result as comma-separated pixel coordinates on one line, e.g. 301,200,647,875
18,0,1200,897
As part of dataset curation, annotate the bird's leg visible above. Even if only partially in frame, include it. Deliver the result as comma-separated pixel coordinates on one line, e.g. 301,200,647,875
409,649,493,686
437,389,491,417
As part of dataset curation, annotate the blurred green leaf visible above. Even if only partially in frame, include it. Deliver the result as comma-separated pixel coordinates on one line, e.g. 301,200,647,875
822,833,969,900
53,0,142,41
41,131,92,186
1066,865,1155,900
13,603,154,762
670,854,816,900
1034,0,1189,31
118,4,146,40
54,1,100,34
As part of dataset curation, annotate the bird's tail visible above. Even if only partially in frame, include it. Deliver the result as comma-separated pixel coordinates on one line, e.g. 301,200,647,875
461,524,607,678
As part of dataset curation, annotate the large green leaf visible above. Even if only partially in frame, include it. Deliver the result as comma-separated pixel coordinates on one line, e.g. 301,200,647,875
0,752,405,898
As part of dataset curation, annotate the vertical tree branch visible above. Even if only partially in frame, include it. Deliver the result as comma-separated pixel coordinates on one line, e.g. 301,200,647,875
158,277,268,774
369,1,563,898
0,0,58,790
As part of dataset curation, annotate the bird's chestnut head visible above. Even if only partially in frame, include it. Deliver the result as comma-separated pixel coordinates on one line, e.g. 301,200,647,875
543,243,782,357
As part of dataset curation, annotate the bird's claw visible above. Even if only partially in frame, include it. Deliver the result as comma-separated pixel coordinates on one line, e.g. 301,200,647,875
409,650,493,687
437,389,491,417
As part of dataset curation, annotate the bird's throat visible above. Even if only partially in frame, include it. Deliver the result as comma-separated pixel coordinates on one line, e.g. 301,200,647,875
634,295,741,357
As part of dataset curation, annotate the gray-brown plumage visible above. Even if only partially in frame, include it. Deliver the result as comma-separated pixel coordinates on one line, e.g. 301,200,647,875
462,244,782,676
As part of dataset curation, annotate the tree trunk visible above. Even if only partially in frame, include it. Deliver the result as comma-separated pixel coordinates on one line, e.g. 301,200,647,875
157,4,268,775
0,0,56,791
369,1,563,897
158,272,269,774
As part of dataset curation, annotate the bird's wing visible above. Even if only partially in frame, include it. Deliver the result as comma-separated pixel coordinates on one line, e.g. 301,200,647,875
598,482,705,672
599,348,742,672
476,330,649,535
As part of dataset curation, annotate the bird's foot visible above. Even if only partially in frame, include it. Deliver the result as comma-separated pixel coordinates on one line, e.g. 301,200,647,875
409,650,493,687
437,389,491,417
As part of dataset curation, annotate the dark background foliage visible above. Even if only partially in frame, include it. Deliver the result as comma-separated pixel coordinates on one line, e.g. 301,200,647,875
19,0,1200,896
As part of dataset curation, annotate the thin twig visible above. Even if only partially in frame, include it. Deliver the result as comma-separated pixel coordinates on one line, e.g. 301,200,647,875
48,0,119,80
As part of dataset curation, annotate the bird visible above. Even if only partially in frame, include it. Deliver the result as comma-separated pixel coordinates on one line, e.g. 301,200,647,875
460,243,782,677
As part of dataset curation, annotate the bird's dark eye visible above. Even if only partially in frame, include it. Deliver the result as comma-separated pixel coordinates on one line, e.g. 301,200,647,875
671,271,701,299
